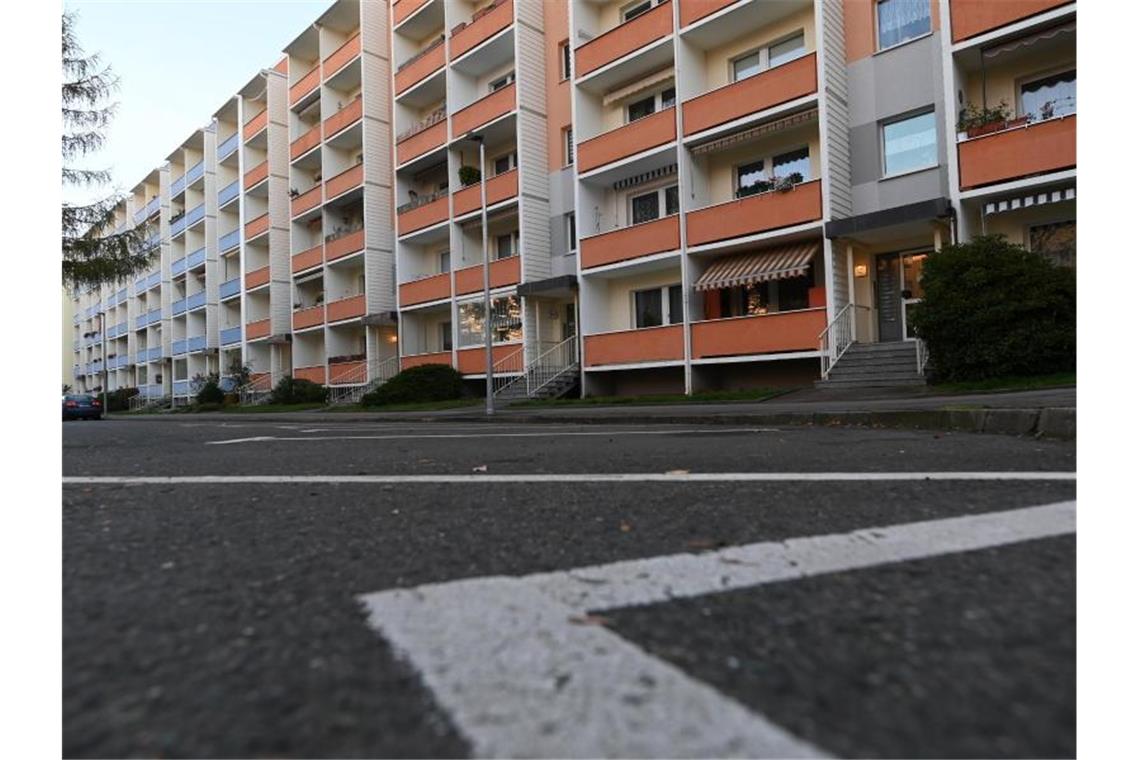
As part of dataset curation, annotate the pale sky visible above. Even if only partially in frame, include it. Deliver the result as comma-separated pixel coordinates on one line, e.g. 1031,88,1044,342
64,0,333,205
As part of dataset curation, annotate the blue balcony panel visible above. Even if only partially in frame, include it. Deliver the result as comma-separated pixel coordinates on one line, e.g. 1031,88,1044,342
218,180,240,207
172,298,187,315
187,247,206,268
217,132,239,160
219,277,241,299
171,174,186,197
219,229,240,252
187,203,206,228
220,326,242,345
188,335,207,352
147,346,163,361
187,291,207,310
173,339,187,355
186,161,204,185
172,256,187,276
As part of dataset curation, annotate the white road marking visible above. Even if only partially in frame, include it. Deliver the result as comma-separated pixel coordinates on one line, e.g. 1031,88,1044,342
359,501,1075,758
63,471,1076,486
202,427,781,445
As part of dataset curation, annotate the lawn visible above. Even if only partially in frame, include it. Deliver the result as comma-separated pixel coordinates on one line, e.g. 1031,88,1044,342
506,387,790,408
933,372,1076,394
346,398,482,413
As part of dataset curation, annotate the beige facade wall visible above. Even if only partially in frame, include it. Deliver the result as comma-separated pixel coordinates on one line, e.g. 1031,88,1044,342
699,6,816,92
602,265,683,332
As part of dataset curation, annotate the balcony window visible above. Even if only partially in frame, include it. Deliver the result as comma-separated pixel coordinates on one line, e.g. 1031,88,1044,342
564,126,574,166
627,86,675,123
731,31,806,82
630,184,679,224
622,0,663,22
458,295,522,346
493,151,517,175
495,231,519,260
734,146,810,198
633,284,683,328
881,110,937,177
1029,221,1076,268
1020,70,1076,122
773,147,810,182
441,322,453,351
876,0,931,51
566,213,577,254
560,40,571,80
439,250,451,273
489,71,515,93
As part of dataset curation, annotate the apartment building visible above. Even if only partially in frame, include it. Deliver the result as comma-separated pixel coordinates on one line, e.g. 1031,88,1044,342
69,0,1077,403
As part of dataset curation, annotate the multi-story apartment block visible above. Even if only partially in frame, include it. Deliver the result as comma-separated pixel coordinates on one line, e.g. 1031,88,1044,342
69,0,1076,404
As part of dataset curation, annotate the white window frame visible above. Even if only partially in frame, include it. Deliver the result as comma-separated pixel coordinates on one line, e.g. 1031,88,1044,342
438,249,450,274
564,126,574,166
494,230,519,260
491,150,517,176
488,70,515,93
874,0,933,53
1016,67,1077,121
621,0,663,23
880,109,938,179
559,40,571,81
627,183,679,225
729,30,806,83
631,283,683,329
565,213,577,254
625,85,676,124
733,145,811,196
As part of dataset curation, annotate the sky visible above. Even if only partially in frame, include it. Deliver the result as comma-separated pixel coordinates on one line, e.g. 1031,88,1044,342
64,0,333,205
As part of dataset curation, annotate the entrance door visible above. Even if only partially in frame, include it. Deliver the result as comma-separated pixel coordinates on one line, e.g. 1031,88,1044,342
875,253,903,342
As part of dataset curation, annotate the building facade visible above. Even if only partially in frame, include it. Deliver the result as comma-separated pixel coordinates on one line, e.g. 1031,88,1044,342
69,0,1076,403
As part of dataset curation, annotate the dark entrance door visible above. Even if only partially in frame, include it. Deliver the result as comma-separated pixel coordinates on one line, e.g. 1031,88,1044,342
875,253,903,342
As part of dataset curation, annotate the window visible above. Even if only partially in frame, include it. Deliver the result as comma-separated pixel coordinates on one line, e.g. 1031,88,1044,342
1020,70,1076,122
881,110,937,176
876,0,931,50
773,147,810,182
627,87,675,122
732,52,762,82
665,185,679,216
493,152,517,175
1029,221,1076,268
489,71,515,93
629,184,678,224
769,32,806,67
559,41,571,80
731,32,806,82
736,160,766,197
495,232,518,260
439,250,450,273
660,87,676,108
566,213,577,253
622,0,659,22
458,296,523,346
564,127,574,166
633,284,683,328
440,321,452,351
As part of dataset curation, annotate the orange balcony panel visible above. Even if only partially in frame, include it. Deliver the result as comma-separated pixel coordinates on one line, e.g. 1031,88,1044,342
323,32,361,79
244,213,270,240
326,228,365,261
950,0,1070,42
328,360,366,385
289,66,320,105
291,186,322,217
578,108,676,173
584,325,684,367
454,255,521,296
398,196,449,235
245,319,270,340
290,124,321,160
394,0,431,26
957,116,1076,190
396,120,447,165
396,41,445,95
243,160,268,189
580,215,680,269
687,179,823,247
691,308,826,359
452,83,516,137
327,294,366,323
682,53,817,136
452,169,518,216
679,0,738,28
576,0,672,77
323,96,362,140
325,163,363,200
294,365,327,384
245,266,270,289
399,273,451,306
450,0,514,61
457,343,521,375
401,351,452,370
293,305,325,330
243,109,267,141
291,244,323,273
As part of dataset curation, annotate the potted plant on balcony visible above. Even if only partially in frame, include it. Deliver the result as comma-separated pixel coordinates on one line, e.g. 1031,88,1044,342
773,172,804,193
957,100,1028,139
315,292,325,305
458,165,482,187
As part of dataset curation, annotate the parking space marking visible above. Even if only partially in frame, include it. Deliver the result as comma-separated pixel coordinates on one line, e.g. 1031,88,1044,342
359,501,1074,758
201,428,781,445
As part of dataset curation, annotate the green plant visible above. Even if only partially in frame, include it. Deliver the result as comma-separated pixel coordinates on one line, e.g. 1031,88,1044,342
458,165,482,187
957,100,1011,132
269,376,329,405
361,363,464,406
104,387,139,412
196,378,225,405
909,235,1075,382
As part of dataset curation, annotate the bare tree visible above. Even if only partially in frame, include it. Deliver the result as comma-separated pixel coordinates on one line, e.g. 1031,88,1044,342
61,11,153,288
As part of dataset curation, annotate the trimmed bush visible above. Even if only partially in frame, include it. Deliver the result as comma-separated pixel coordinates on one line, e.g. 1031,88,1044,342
196,379,225,405
909,235,1075,382
361,364,464,406
104,387,138,412
269,376,329,405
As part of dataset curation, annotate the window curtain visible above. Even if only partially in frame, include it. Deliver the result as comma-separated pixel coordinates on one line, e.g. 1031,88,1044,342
877,0,931,49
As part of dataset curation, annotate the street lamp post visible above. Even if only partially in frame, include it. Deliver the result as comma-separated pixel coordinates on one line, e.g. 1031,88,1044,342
465,132,494,416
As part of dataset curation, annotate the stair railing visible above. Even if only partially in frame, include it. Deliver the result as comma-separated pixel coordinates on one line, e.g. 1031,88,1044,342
328,355,399,405
818,303,868,379
490,346,526,396
237,373,273,406
915,335,930,375
527,334,579,396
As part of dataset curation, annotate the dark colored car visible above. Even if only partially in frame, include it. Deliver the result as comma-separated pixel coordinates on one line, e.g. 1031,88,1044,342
63,394,103,421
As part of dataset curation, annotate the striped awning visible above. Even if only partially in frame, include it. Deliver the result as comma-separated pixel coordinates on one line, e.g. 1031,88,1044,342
984,186,1075,216
694,243,819,291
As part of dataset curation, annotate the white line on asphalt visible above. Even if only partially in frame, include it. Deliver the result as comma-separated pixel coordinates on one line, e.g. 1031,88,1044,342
201,427,781,445
358,501,1075,758
63,471,1076,485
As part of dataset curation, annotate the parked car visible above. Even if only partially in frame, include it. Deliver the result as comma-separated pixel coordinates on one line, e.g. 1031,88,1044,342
62,394,103,421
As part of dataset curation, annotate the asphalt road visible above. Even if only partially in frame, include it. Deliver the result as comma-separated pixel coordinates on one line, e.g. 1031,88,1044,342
63,418,1076,758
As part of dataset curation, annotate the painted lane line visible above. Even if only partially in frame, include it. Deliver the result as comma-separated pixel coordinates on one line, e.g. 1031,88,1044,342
358,501,1075,758
203,428,781,445
63,471,1076,486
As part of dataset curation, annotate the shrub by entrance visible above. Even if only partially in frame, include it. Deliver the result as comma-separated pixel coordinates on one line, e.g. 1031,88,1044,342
269,376,329,405
361,364,464,406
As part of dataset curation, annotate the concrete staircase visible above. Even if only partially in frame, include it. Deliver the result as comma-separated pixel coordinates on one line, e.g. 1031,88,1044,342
493,363,580,405
816,341,926,389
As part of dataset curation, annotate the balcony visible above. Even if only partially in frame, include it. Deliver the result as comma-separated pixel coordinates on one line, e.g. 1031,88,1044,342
292,186,323,217
291,123,322,161
950,0,1071,43
187,335,207,353
400,272,451,306
957,115,1076,190
454,255,520,295
173,379,190,395
396,37,445,95
295,365,328,384
186,161,204,185
148,308,162,325
245,213,270,240
244,160,269,190
394,0,432,26
186,203,205,228
450,0,513,61
173,339,188,355
691,308,826,359
584,324,684,367
682,53,817,137
580,215,680,269
687,179,822,247
171,214,187,237
452,168,518,216
246,318,271,340
220,228,241,252
327,294,366,323
293,305,325,330
172,297,187,316
243,108,268,142
187,291,207,311
171,173,186,197
145,196,161,218
325,163,363,200
245,266,270,289
218,179,240,207
457,343,520,374
217,132,239,160
402,350,452,370
135,314,148,330
172,256,188,277
290,65,320,105
451,83,516,137
324,96,362,140
679,0,738,27
578,108,676,173
187,247,206,268
219,278,241,299
396,112,447,165
292,244,324,273
147,346,162,361
576,0,672,78
398,192,449,235
220,326,242,345
327,228,365,261
328,359,366,385
323,32,361,79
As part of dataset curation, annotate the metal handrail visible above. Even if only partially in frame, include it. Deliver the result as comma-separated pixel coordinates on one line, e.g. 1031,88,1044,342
818,303,869,379
492,335,578,401
915,336,930,375
328,355,400,405
237,374,274,406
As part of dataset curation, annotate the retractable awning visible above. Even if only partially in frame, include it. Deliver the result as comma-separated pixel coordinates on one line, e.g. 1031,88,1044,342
694,242,819,291
984,186,1075,215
